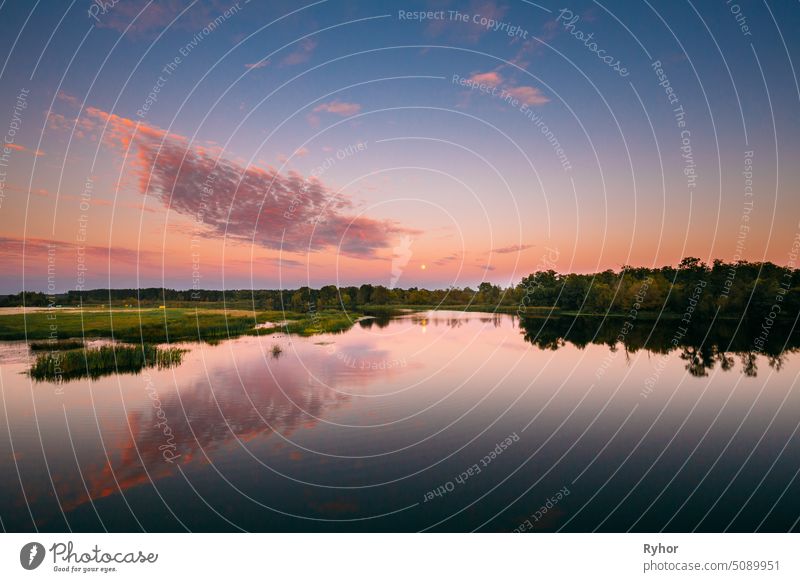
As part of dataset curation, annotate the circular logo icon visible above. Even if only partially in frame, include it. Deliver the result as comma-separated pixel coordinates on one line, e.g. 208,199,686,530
20,542,46,570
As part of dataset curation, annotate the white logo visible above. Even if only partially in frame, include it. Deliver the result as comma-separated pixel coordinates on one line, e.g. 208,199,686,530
20,542,45,570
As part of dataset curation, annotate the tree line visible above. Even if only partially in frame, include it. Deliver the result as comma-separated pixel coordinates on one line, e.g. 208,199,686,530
2,258,797,318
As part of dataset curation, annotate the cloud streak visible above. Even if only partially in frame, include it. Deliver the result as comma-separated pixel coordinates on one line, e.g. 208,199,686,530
281,38,317,66
466,71,549,106
56,107,414,259
312,100,362,116
492,243,534,254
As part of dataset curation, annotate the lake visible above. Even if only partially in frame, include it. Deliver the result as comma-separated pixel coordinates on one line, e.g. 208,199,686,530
1,310,798,532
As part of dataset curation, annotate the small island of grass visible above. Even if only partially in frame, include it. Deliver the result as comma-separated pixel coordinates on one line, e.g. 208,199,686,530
30,344,187,382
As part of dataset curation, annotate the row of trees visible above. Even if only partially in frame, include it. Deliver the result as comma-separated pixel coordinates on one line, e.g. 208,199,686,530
0,283,505,309
2,259,797,317
516,258,799,316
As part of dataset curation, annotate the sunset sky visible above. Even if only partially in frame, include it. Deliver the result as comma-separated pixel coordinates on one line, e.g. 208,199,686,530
0,0,798,293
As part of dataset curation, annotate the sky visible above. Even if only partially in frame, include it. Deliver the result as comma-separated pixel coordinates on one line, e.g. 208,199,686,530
0,0,798,293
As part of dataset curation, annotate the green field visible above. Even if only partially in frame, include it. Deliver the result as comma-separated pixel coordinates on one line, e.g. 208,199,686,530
0,307,365,343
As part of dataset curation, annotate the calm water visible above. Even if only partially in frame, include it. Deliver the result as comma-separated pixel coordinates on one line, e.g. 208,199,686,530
1,310,799,532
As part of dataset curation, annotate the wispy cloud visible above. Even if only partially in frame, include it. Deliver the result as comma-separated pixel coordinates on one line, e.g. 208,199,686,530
492,243,534,254
52,107,416,259
502,86,549,106
244,60,270,70
427,0,509,44
56,90,80,108
5,143,45,157
463,70,549,106
313,100,361,116
468,71,502,86
92,0,239,38
307,100,362,127
281,38,317,66
0,236,160,270
433,252,461,266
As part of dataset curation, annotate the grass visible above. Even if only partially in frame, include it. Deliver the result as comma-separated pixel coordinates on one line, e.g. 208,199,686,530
281,310,363,336
0,308,288,343
29,339,85,351
30,344,186,382
0,306,364,344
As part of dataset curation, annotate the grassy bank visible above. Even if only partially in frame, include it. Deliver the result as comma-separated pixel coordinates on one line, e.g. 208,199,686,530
29,339,85,351
0,306,366,344
0,308,292,343
281,310,364,336
30,344,186,382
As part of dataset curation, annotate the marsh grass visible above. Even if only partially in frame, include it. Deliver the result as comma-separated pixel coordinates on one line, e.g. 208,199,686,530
29,339,85,351
30,344,186,382
1,306,363,366
281,311,361,336
0,308,291,343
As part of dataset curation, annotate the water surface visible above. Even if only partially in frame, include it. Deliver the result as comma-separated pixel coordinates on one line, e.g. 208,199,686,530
1,310,798,532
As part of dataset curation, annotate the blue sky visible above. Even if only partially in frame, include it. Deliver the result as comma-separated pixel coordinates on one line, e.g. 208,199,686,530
0,0,798,292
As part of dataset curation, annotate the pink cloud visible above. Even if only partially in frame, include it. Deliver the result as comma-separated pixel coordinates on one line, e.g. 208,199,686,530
0,236,161,274
92,0,240,38
57,107,416,259
468,71,502,86
492,243,534,254
433,252,461,266
244,60,270,70
56,90,80,108
427,0,508,43
504,86,549,106
312,100,361,116
5,143,45,157
460,71,549,107
282,38,317,66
